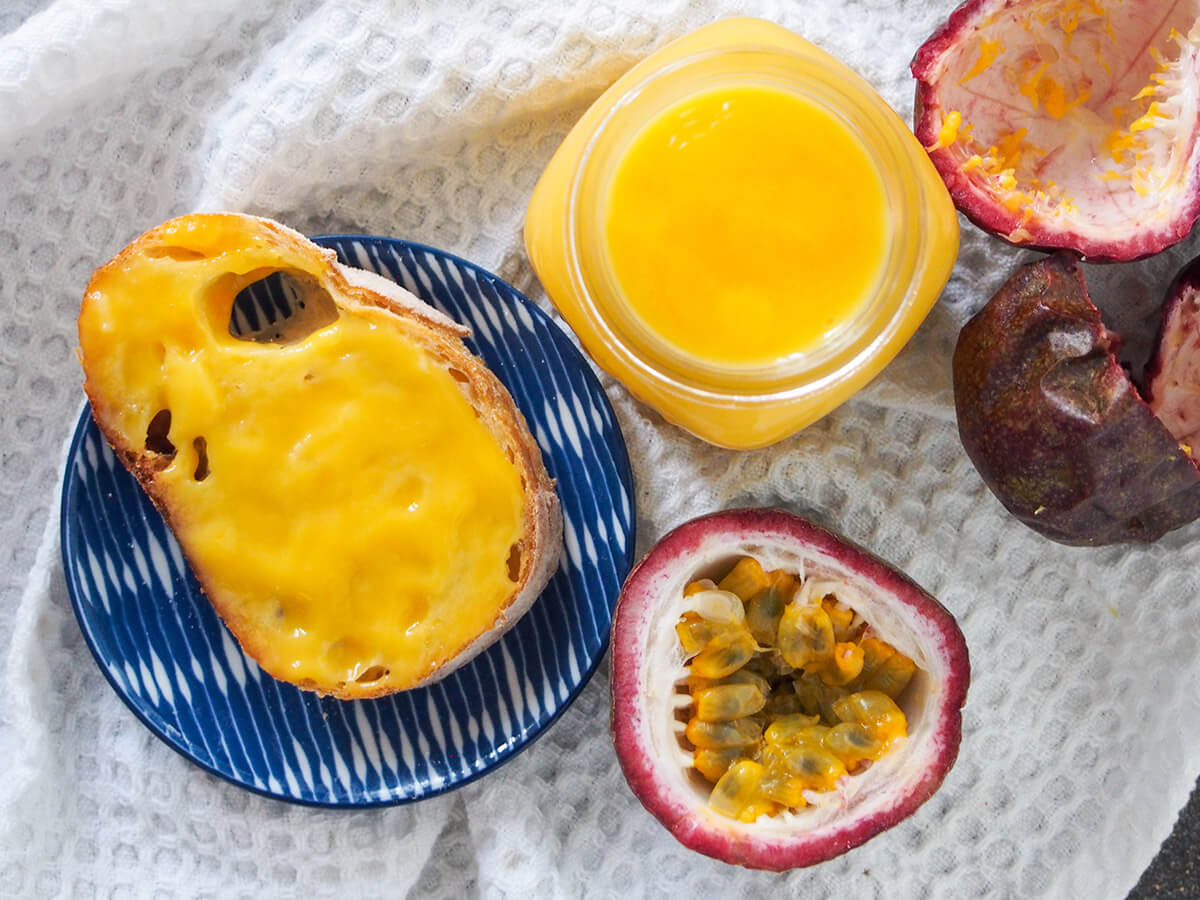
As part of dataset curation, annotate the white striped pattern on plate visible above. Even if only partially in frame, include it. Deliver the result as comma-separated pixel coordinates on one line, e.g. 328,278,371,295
61,235,635,806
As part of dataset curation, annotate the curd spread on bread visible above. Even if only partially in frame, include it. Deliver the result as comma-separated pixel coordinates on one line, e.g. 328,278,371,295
79,217,529,691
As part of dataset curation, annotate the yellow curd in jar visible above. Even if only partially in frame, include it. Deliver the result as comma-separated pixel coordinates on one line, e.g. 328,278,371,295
525,18,959,448
604,85,890,368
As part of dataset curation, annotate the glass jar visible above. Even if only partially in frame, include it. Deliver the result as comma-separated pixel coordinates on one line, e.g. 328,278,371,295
524,17,959,449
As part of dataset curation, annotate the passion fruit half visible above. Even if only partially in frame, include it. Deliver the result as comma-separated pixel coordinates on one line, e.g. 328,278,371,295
1146,255,1200,443
954,253,1200,545
913,0,1200,261
610,509,969,870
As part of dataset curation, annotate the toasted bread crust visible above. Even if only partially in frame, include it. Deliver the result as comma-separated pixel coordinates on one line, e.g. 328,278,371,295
79,214,562,700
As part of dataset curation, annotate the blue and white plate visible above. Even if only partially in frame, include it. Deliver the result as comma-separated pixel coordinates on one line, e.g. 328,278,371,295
61,235,635,807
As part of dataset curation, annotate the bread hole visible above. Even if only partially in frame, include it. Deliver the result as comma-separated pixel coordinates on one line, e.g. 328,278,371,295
192,436,209,481
145,409,176,456
228,269,338,345
144,245,207,262
356,665,389,684
506,543,523,582
447,368,469,384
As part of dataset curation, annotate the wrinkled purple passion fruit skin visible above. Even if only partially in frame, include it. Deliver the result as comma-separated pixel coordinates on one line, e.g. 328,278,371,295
1145,257,1200,447
954,254,1200,545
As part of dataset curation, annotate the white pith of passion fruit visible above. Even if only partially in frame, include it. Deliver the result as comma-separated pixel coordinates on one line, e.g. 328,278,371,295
610,509,970,870
913,0,1200,261
1147,255,1200,443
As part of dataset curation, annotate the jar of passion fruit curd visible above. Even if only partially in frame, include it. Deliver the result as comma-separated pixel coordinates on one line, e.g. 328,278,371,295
524,17,959,449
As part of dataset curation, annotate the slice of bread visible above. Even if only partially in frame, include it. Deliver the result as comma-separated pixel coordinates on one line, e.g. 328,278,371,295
78,214,562,699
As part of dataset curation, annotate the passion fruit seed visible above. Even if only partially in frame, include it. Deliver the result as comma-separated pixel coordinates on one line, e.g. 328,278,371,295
688,588,747,625
777,602,835,670
772,744,848,793
793,671,847,723
823,642,866,686
822,595,858,642
709,760,765,818
824,723,883,768
690,628,758,679
858,645,916,697
763,713,821,746
678,557,918,823
675,611,727,656
759,770,809,809
694,684,767,721
711,761,781,823
746,571,797,645
719,668,772,696
832,691,908,746
685,717,763,749
852,637,894,687
693,746,746,782
718,557,771,601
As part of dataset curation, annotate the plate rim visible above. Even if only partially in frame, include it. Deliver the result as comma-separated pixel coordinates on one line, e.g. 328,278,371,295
60,233,636,808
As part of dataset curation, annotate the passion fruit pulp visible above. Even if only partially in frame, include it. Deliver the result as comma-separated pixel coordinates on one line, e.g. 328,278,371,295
913,0,1200,261
610,509,969,870
953,253,1200,545
677,561,917,824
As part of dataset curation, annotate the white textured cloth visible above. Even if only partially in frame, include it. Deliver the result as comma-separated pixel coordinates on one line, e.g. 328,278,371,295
1,0,1197,896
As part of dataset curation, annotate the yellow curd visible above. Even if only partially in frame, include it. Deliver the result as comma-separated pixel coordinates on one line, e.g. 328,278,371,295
525,18,959,448
605,85,890,368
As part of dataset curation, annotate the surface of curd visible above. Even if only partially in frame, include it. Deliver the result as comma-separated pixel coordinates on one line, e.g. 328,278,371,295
604,85,890,368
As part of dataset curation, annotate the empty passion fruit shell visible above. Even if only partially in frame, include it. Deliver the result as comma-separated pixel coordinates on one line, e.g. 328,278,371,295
610,509,969,870
912,0,1200,261
954,253,1200,545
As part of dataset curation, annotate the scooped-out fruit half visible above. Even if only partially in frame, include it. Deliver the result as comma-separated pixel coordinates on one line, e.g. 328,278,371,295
610,509,970,870
913,0,1200,261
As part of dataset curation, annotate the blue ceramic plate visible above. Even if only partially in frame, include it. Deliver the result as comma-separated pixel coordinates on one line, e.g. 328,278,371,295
61,235,635,807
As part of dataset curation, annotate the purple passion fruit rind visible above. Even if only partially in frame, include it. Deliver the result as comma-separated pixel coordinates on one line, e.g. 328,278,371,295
912,0,1200,262
954,254,1200,545
1146,257,1200,446
610,509,969,871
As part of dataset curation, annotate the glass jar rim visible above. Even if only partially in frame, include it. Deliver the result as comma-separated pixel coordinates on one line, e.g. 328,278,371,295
563,42,935,405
